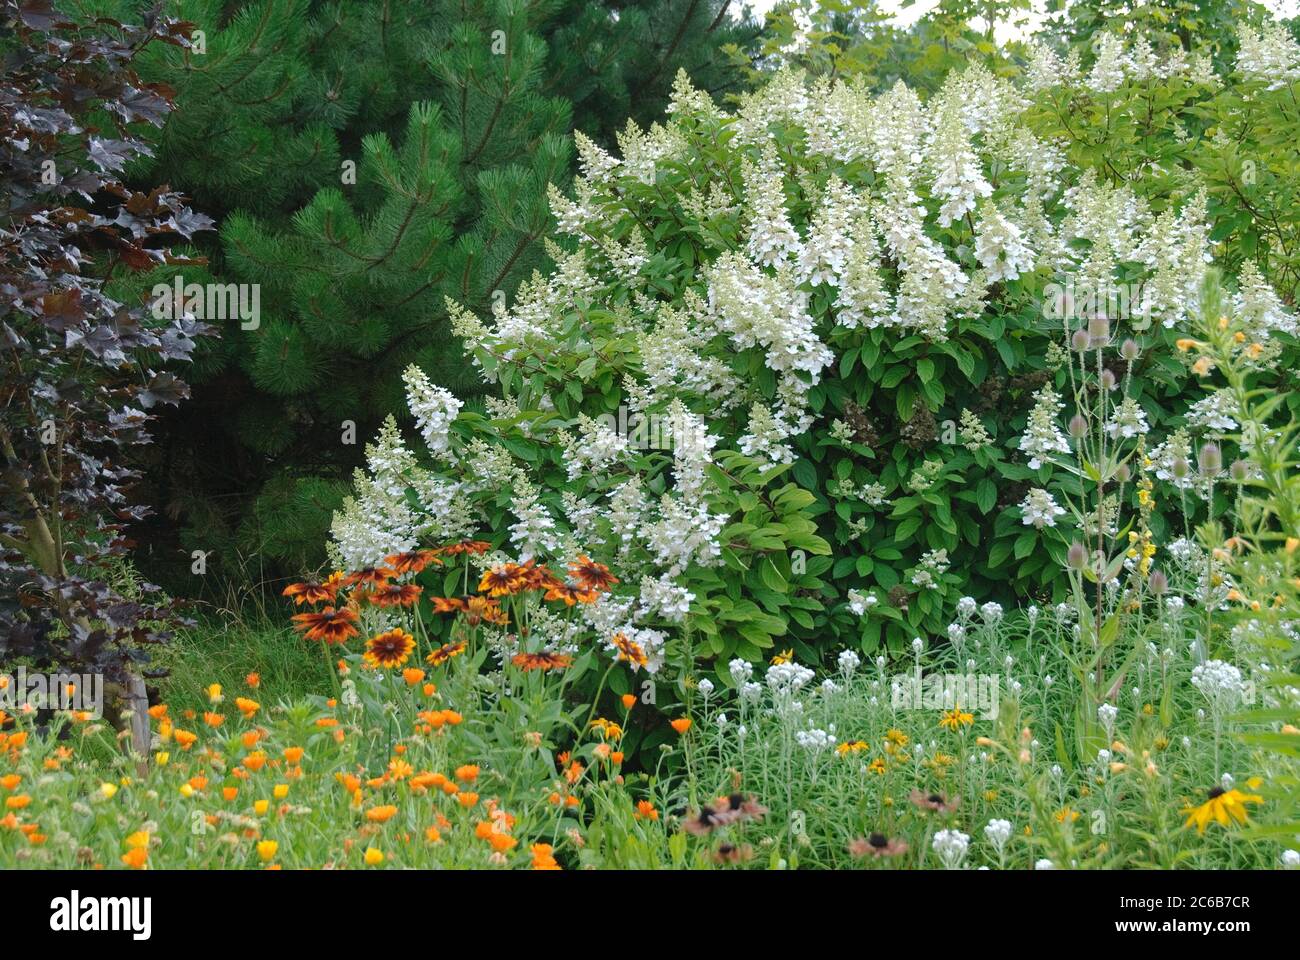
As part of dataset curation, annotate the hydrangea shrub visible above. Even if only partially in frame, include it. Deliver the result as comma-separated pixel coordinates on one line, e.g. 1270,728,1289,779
329,64,1294,669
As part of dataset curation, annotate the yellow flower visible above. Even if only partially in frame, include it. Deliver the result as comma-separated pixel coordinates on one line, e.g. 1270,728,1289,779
206,683,222,704
364,847,384,866
770,648,794,666
99,782,118,799
257,840,278,862
939,708,974,731
125,830,150,849
1183,787,1262,834
154,751,170,766
273,784,289,799
254,799,269,816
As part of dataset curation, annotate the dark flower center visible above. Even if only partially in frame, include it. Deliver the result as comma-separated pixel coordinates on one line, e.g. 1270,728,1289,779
928,793,943,804
869,833,888,848
1208,786,1226,799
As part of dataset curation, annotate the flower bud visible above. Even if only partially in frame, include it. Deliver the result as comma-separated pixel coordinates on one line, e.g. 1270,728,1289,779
1198,442,1222,477
1071,329,1091,352
1068,414,1088,438
1067,542,1089,571
1148,570,1169,596
1120,338,1140,361
1229,459,1249,482
1087,316,1110,343
1115,462,1131,483
1100,369,1117,391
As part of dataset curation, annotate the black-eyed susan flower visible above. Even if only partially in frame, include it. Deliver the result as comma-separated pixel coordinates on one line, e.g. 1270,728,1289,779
909,789,960,814
426,639,467,667
568,555,618,591
365,582,422,608
281,572,343,606
290,605,360,644
342,566,395,589
383,550,442,574
1184,785,1263,834
363,628,416,669
610,631,649,669
939,707,974,731
511,651,572,672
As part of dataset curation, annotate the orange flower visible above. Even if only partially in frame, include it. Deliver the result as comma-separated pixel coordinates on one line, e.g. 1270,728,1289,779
121,847,148,870
282,572,344,606
235,697,260,718
147,704,168,721
363,629,416,669
621,694,637,710
455,764,479,783
457,791,480,808
569,555,619,591
439,539,491,555
173,729,198,750
634,800,659,820
364,582,422,608
245,672,261,689
530,843,561,870
342,566,395,589
203,711,225,728
366,805,398,823
479,564,525,597
402,668,426,686
426,640,467,667
283,747,304,765
383,550,442,575
291,604,360,644
0,774,20,791
511,651,572,672
670,718,692,735
611,632,649,669
5,794,31,809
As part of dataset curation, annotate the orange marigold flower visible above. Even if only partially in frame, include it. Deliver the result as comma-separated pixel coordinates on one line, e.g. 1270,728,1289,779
670,718,692,735
634,800,659,820
174,729,198,750
146,704,168,721
455,764,479,783
621,694,637,710
203,712,225,728
245,672,261,689
530,843,561,870
366,804,398,823
283,747,304,765
235,697,260,718
121,847,148,870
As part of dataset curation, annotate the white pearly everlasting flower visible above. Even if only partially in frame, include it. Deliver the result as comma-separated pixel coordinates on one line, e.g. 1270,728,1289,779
1191,659,1245,710
984,818,1013,853
932,829,970,869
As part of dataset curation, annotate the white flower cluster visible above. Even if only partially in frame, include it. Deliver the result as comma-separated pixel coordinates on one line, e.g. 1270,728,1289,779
403,364,462,457
1019,386,1071,469
1191,659,1246,710
1236,21,1300,90
1019,488,1065,529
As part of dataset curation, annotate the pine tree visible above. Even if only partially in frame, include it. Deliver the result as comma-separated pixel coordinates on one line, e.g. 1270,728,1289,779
74,0,759,588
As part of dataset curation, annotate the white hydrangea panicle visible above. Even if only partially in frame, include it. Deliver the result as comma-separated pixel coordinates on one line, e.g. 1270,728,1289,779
797,176,858,285
638,573,696,623
1234,260,1297,339
1020,488,1065,529
1019,385,1071,469
1105,397,1149,440
1086,33,1129,93
738,401,795,469
573,129,619,184
1236,21,1300,90
563,413,631,483
742,148,804,267
508,480,561,560
402,363,462,458
974,203,1035,282
834,211,894,329
642,493,727,575
928,101,992,228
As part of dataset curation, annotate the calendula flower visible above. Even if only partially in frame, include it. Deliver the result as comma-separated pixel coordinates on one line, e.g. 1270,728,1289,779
1183,786,1263,834
634,800,659,820
363,847,384,866
363,628,416,669
257,840,278,862
366,805,398,823
670,718,692,735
